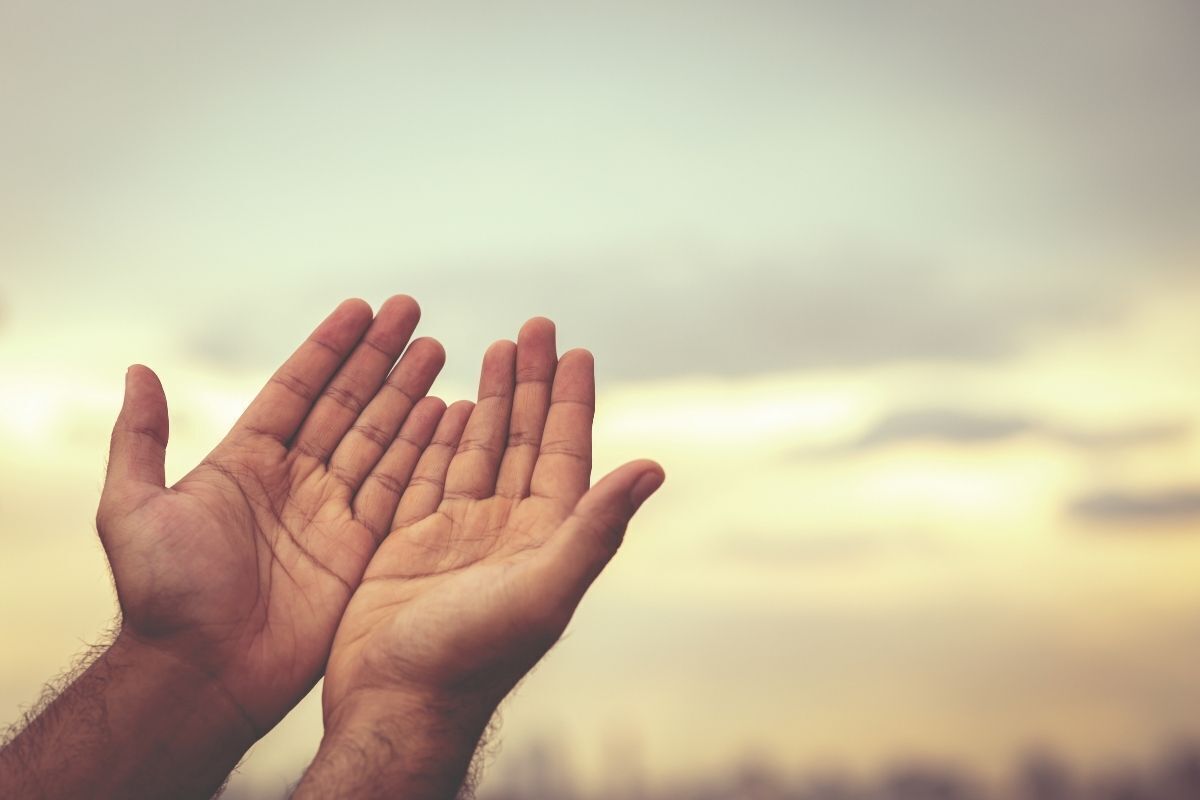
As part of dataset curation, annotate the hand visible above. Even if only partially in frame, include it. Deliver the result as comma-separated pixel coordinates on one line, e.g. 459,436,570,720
319,316,664,736
97,296,447,732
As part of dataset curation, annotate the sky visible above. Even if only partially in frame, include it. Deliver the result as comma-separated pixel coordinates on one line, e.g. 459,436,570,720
2,2,1200,796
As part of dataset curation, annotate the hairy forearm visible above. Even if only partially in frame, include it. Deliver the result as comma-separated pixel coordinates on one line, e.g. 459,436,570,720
0,628,259,800
292,689,496,800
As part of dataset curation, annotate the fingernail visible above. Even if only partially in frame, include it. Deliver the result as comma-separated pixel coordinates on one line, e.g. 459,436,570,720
630,470,665,508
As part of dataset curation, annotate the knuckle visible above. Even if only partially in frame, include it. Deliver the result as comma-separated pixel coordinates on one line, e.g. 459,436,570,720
515,365,551,384
351,421,392,450
370,471,407,496
456,437,499,456
270,372,317,401
322,382,365,414
506,430,541,449
539,440,590,464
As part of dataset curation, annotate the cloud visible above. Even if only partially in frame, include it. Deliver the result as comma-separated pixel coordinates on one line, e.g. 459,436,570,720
105,0,1192,384
173,246,1143,387
716,530,945,567
347,251,1129,383
1051,424,1192,450
848,410,1034,450
813,408,1188,456
1069,489,1200,526
9,0,1194,386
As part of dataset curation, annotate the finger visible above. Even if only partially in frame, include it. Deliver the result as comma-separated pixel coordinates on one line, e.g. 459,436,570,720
105,365,169,493
329,337,446,489
291,295,422,461
352,396,447,542
495,318,557,499
443,340,517,501
393,400,475,526
529,348,594,504
539,459,664,605
233,299,373,443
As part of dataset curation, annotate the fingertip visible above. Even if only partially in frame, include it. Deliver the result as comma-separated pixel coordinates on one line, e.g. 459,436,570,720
630,458,664,480
337,297,374,319
409,336,447,366
479,340,518,399
485,338,518,359
326,299,375,341
417,394,448,415
446,399,476,417
629,463,665,508
406,396,449,441
436,400,476,441
124,363,164,393
550,349,596,407
519,316,556,342
381,293,421,322
113,364,169,467
560,347,594,368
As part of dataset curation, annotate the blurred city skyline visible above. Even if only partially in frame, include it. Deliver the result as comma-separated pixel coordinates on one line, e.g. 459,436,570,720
216,736,1200,799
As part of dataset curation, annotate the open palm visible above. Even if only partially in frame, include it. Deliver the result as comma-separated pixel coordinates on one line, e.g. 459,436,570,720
323,318,664,718
97,296,448,731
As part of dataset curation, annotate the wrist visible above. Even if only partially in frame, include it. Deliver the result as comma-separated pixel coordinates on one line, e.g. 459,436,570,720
0,628,261,800
330,685,495,735
324,686,498,768
109,626,261,746
294,688,498,800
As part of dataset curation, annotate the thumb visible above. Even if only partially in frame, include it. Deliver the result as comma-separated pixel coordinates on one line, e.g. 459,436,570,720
544,458,664,602
105,364,169,493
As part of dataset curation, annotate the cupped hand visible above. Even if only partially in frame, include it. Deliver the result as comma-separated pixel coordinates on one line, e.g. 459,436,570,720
321,317,664,722
96,296,447,731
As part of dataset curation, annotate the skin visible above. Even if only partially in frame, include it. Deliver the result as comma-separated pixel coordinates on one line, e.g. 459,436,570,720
100,295,449,730
293,317,664,799
0,303,663,800
1,296,449,799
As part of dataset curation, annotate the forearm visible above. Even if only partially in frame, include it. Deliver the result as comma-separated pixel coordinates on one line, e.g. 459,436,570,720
0,628,259,800
292,689,497,800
